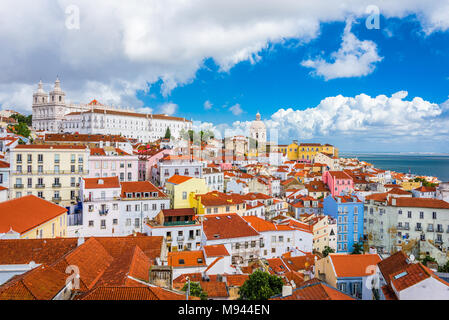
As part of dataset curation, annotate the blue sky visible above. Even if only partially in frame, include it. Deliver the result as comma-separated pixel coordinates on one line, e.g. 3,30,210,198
1,1,449,152
135,15,449,151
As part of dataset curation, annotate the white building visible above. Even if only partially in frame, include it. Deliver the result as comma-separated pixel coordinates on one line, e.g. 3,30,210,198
152,155,203,187
119,181,170,235
144,208,202,252
249,112,266,153
81,177,121,237
202,167,224,192
202,213,263,266
31,79,192,142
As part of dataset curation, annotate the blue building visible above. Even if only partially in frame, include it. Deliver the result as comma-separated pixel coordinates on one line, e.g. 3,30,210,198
323,195,364,253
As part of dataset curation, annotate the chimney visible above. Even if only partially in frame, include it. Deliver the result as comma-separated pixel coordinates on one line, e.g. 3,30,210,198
282,285,292,297
77,232,85,246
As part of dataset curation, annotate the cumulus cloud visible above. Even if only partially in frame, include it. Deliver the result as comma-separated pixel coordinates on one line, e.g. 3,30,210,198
229,103,244,116
204,100,213,110
207,91,449,149
301,19,383,80
158,102,178,116
1,1,449,113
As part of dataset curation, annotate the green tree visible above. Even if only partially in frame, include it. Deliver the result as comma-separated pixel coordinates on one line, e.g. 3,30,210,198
164,127,171,139
238,269,283,300
322,246,335,257
181,281,207,300
9,122,31,138
438,260,449,273
351,242,364,254
420,255,437,267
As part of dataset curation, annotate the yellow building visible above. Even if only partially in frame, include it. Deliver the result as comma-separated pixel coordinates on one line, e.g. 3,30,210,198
0,195,67,239
287,141,338,162
190,191,246,216
401,180,422,191
165,175,209,209
10,144,89,207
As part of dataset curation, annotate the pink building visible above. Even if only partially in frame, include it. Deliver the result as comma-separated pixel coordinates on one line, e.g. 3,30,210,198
322,171,353,197
88,147,139,182
138,148,173,181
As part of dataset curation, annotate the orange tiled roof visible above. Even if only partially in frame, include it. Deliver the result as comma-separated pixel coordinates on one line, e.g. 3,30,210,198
168,250,206,268
270,278,354,300
83,176,120,189
78,286,194,300
121,181,167,197
0,195,67,234
0,264,68,300
203,244,230,257
389,197,449,209
166,175,193,185
329,253,381,278
14,144,87,149
202,213,260,240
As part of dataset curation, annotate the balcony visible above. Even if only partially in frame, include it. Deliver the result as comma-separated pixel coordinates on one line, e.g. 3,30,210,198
427,226,435,232
52,183,62,188
99,209,109,216
166,236,172,242
435,239,443,245
52,197,62,202
14,184,24,189
436,227,444,233
415,226,422,232
35,183,45,188
71,183,76,187
177,236,184,242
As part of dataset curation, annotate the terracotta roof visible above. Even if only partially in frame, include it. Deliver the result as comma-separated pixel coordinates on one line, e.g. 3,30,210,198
203,245,230,257
243,216,293,232
166,175,193,185
121,181,166,197
414,186,436,192
168,250,206,268
90,147,106,156
0,195,67,234
327,171,352,180
202,213,260,240
78,286,192,300
282,254,317,272
161,208,195,217
271,278,354,300
389,197,449,209
14,144,86,150
45,133,128,143
200,281,229,298
329,254,382,278
0,238,78,265
83,176,120,189
0,264,68,300
0,160,10,168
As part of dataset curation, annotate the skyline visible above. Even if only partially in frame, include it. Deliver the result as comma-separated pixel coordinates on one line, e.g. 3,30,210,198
1,1,449,152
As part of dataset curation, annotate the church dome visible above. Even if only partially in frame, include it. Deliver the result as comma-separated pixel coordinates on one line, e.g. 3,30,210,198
250,112,266,131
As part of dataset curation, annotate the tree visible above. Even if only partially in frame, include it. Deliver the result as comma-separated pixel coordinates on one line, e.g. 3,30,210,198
420,255,437,267
351,242,364,255
8,122,30,138
438,260,449,273
322,246,335,257
238,269,283,300
10,114,32,126
181,281,207,300
164,127,171,139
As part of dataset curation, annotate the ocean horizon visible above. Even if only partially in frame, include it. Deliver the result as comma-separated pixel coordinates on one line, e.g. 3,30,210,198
340,152,449,183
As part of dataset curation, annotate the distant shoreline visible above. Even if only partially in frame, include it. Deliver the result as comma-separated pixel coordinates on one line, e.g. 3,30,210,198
340,152,449,157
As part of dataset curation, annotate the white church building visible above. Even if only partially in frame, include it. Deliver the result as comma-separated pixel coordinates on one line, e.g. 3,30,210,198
32,79,192,142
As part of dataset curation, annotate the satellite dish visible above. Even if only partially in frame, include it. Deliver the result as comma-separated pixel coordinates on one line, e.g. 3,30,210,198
409,254,415,262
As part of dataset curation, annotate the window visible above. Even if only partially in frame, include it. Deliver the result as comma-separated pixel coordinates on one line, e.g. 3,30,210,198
101,220,106,229
126,218,131,226
420,211,424,219
433,212,437,219
126,205,131,212
407,211,412,218
88,221,94,227
182,192,187,200
135,218,140,227
113,219,118,225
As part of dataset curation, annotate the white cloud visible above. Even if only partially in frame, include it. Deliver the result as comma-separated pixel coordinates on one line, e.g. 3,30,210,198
158,102,178,116
210,91,449,148
1,1,449,113
301,19,383,80
229,103,244,116
204,100,212,110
